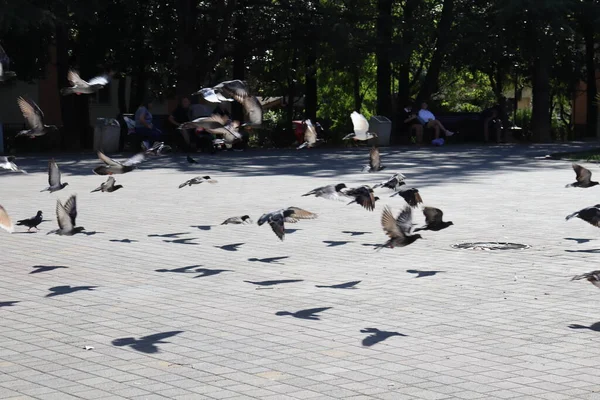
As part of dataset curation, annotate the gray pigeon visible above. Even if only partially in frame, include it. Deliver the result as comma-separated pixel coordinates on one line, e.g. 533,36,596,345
0,156,26,173
41,159,68,192
377,206,422,249
91,176,123,193
221,215,253,225
16,97,58,138
362,147,385,173
60,70,110,95
302,183,348,201
178,176,217,188
93,151,145,175
258,207,317,241
180,114,242,146
373,173,406,191
48,195,85,235
297,119,323,149
16,211,43,231
195,80,263,127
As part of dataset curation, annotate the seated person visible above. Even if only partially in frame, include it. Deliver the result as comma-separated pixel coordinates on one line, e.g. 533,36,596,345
481,105,503,143
134,99,163,146
417,102,454,140
402,104,423,144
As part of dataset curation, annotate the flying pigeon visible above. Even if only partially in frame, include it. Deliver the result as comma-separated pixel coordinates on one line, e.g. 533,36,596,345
258,207,317,241
391,186,423,207
566,164,598,188
0,205,14,233
91,176,123,193
0,156,26,173
60,70,110,95
373,173,406,191
187,155,198,164
178,176,217,188
194,80,263,126
48,195,85,235
0,44,16,82
377,206,422,249
180,114,242,146
297,119,322,149
342,112,377,141
345,185,378,211
16,211,43,232
221,215,253,225
566,204,600,227
414,206,453,232
362,146,385,172
302,183,348,201
93,151,145,175
143,141,172,156
572,271,600,289
41,159,68,192
16,97,58,138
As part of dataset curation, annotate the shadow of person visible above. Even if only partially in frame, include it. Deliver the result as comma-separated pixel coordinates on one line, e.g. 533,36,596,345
46,285,97,297
360,328,406,346
276,307,332,320
112,331,184,353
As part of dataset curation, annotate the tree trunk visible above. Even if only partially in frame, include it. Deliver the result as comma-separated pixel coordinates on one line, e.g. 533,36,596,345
353,67,362,111
175,0,198,96
304,44,318,121
56,23,76,150
397,0,419,107
531,49,552,142
232,33,245,122
583,22,597,137
416,0,454,103
376,0,392,117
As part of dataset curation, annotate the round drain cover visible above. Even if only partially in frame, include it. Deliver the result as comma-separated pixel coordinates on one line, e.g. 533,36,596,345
451,242,531,251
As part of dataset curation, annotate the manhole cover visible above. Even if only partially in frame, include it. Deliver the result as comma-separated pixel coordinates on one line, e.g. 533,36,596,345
451,242,531,251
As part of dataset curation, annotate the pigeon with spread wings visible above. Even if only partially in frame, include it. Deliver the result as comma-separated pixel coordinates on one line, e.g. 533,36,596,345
16,97,58,138
343,112,377,141
391,186,422,207
0,156,26,173
60,70,110,95
571,271,600,289
48,195,85,235
180,114,242,146
302,183,348,201
377,206,422,249
345,185,378,211
91,176,123,193
362,146,385,172
0,205,14,233
566,163,598,188
93,151,145,175
0,44,16,82
194,80,263,127
178,176,217,188
566,204,600,227
258,207,317,241
297,119,322,149
414,206,453,232
374,173,406,191
41,159,68,192
221,215,253,225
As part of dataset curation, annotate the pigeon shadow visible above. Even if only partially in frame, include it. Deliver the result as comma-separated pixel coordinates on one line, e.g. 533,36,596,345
215,243,244,251
284,228,301,234
569,322,600,332
248,256,290,264
0,301,19,307
193,268,232,278
361,243,381,248
244,279,303,286
46,285,97,297
81,231,102,236
360,328,407,347
190,225,212,231
155,265,231,278
565,249,600,253
323,240,352,247
12,231,37,234
112,331,183,354
342,231,372,236
316,280,361,289
30,265,68,274
406,269,445,278
155,265,202,274
148,232,190,238
109,239,139,243
565,238,593,244
163,238,199,245
276,307,332,320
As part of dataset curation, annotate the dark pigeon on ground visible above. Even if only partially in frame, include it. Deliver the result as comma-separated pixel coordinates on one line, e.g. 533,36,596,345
16,211,43,231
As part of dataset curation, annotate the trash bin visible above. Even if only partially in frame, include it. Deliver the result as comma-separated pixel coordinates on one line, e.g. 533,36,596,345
369,116,392,147
94,118,121,153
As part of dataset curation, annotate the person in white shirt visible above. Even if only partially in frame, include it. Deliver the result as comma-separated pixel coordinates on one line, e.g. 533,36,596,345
417,102,454,140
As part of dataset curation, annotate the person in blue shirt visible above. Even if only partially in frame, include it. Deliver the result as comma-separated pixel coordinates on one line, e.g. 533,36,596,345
134,99,162,147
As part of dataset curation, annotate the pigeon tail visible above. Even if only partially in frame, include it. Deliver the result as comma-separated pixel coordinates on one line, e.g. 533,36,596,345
565,211,579,221
91,187,101,193
60,87,75,96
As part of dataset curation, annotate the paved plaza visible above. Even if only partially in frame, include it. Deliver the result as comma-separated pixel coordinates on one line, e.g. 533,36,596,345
3,143,600,400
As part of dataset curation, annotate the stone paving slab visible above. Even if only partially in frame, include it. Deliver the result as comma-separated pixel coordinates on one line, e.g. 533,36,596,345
2,143,600,399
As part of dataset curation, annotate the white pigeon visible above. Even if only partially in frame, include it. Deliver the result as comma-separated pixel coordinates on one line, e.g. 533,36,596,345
0,156,26,173
60,70,110,95
343,111,378,141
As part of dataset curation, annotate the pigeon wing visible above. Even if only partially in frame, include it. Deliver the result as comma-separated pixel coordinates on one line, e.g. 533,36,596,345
62,194,78,226
122,152,145,167
67,70,88,86
573,163,592,184
0,205,14,233
97,151,122,166
268,216,285,241
242,96,263,126
55,200,73,232
351,111,369,136
396,206,416,235
87,75,109,86
218,80,251,101
48,159,61,187
369,147,380,170
105,176,116,189
285,207,318,220
381,206,403,239
17,97,43,130
423,206,443,225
